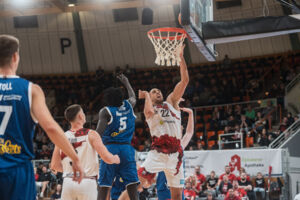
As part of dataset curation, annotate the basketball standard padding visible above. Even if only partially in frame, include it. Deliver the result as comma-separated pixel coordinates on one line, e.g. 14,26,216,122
142,8,153,25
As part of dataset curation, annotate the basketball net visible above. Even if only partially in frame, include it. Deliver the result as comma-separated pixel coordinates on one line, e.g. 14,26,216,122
148,28,187,66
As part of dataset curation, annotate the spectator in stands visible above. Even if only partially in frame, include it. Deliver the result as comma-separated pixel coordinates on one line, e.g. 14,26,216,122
223,54,232,68
258,128,271,147
238,172,255,200
287,112,295,126
50,184,62,200
36,165,52,198
194,165,206,195
206,171,218,196
240,115,250,133
245,105,256,122
253,172,265,200
224,189,241,200
237,168,250,182
206,192,217,200
229,180,247,199
218,165,237,185
219,175,233,197
39,145,51,160
184,180,197,200
278,117,288,133
228,115,237,130
196,141,204,150
232,125,242,148
254,111,266,132
37,162,44,175
34,167,39,182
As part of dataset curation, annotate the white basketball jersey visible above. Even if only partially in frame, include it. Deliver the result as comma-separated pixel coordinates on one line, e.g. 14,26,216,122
146,101,182,139
60,128,99,177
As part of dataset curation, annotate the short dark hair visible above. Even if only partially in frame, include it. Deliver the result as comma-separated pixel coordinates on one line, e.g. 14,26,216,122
102,87,124,107
64,104,82,122
0,35,19,67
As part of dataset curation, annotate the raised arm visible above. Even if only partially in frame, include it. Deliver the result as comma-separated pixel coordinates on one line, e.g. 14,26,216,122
88,130,120,164
181,107,194,149
139,90,155,119
167,45,189,109
117,74,136,107
31,84,83,183
96,108,110,136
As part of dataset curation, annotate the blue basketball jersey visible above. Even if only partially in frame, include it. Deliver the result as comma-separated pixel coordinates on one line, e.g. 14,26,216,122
102,100,136,144
0,76,37,169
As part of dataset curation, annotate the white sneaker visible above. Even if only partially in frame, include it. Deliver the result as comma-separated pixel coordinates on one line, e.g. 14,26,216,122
40,192,44,198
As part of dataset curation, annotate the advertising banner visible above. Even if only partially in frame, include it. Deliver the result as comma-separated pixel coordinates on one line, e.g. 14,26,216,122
137,149,283,177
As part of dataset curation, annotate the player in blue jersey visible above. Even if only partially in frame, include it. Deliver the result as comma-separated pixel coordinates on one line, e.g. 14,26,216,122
96,74,139,200
0,35,83,200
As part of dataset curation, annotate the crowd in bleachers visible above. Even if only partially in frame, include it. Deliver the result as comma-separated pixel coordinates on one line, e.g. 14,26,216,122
34,162,63,199
182,165,283,200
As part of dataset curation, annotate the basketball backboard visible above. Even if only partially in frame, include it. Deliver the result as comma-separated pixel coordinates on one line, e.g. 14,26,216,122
180,0,216,61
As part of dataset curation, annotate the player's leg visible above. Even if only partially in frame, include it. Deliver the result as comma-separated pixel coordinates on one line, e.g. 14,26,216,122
156,172,171,200
119,145,139,200
0,161,36,200
80,179,98,200
170,187,183,200
126,183,139,200
98,186,111,200
164,166,185,200
111,176,126,200
61,177,77,199
98,145,118,200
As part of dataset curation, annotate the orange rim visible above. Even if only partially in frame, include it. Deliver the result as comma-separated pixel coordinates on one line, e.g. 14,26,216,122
147,27,187,41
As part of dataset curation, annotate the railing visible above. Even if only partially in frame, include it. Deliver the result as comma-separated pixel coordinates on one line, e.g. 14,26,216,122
218,132,243,150
286,73,300,93
32,159,50,167
269,118,300,149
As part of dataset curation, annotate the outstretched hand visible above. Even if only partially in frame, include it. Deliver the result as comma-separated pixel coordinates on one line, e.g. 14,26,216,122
180,107,193,114
117,74,129,84
138,90,148,99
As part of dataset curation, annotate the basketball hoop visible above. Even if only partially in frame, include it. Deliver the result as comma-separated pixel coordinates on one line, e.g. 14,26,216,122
147,27,187,66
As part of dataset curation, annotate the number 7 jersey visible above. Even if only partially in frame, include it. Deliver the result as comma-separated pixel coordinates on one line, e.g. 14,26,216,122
0,76,37,169
102,100,136,144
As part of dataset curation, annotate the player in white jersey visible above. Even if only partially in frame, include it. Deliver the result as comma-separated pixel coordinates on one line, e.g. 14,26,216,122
138,45,189,200
51,104,120,200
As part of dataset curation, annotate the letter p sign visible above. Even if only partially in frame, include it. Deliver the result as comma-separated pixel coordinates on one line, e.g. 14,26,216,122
60,38,72,54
